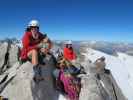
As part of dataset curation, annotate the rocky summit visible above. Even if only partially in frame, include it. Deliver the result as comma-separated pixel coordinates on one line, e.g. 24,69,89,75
0,41,127,100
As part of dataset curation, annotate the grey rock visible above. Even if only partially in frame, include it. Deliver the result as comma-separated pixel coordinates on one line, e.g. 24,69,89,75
79,50,126,100
79,75,103,100
1,55,59,100
0,74,8,84
0,42,9,73
8,44,19,67
0,62,19,93
1,62,33,100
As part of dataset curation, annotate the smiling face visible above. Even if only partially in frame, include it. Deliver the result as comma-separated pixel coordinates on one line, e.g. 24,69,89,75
30,26,39,39
31,27,38,34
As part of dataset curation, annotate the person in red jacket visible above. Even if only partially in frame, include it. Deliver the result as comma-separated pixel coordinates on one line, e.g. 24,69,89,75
20,20,52,82
63,40,76,61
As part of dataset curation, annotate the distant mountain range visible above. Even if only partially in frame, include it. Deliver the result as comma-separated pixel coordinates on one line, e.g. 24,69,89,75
1,38,133,56
79,41,133,56
54,40,133,56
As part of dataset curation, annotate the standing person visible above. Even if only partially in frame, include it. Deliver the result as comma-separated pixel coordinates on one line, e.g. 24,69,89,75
20,20,52,82
63,40,76,62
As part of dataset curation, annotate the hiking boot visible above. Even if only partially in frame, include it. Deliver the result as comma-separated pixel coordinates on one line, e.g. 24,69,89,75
33,64,43,83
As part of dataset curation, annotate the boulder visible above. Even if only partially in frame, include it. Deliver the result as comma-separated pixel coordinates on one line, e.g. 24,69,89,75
0,74,8,84
0,62,19,93
79,53,122,100
79,75,103,100
8,44,19,67
0,42,9,73
1,54,59,100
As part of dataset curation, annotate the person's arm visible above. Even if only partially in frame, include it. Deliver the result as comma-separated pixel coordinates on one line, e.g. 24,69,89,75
73,52,77,59
63,48,68,59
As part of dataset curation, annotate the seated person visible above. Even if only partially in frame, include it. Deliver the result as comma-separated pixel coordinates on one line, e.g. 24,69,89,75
38,37,52,55
20,20,52,83
54,58,80,100
63,40,76,62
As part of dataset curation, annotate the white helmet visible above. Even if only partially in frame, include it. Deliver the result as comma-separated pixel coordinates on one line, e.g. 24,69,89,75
65,40,72,44
28,20,39,27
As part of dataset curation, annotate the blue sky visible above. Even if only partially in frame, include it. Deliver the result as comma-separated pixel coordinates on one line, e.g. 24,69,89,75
0,0,133,42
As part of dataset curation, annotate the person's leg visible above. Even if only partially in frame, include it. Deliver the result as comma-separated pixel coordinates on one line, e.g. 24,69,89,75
27,49,43,83
27,49,38,65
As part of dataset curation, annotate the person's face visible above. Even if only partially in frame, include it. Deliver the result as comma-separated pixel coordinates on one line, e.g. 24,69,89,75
31,27,38,34
59,61,66,68
67,44,72,48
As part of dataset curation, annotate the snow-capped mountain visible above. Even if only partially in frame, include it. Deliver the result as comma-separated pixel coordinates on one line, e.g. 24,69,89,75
81,47,133,100
79,41,133,56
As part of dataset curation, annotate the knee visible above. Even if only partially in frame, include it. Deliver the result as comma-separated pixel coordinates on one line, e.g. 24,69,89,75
29,49,38,56
32,49,38,54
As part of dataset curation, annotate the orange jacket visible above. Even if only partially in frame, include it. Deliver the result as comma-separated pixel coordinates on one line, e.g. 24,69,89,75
63,47,76,61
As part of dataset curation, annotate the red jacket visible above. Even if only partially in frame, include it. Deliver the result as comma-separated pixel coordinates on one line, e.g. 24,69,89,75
20,32,46,60
63,47,76,61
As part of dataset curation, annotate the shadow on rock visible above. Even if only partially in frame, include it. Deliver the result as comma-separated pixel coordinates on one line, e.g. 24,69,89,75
31,54,60,100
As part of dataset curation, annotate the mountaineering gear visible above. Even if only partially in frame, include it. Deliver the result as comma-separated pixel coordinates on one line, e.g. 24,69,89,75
33,64,43,83
63,47,76,61
20,32,47,60
65,40,72,44
28,20,39,27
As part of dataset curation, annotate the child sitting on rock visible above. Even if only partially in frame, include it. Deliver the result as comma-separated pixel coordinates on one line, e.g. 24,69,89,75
37,37,53,64
38,37,51,55
53,58,81,100
58,58,80,100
